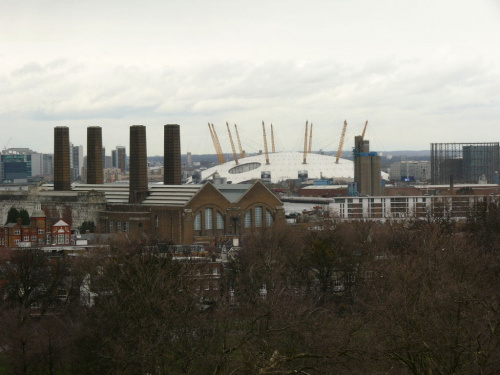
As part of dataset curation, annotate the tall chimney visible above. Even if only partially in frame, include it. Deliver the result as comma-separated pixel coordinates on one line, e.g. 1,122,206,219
86,126,103,184
164,124,181,185
54,126,71,191
129,125,148,204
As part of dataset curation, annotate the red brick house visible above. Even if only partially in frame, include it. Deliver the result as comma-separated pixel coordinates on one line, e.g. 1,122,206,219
0,206,70,248
50,219,72,245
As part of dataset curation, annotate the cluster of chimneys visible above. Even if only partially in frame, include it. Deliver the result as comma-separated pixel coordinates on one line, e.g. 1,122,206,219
54,124,181,204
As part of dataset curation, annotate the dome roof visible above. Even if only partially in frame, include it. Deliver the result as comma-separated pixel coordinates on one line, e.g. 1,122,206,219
189,152,358,184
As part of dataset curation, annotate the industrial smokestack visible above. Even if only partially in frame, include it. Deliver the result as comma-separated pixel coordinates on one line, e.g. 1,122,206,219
164,124,181,185
86,126,103,184
129,125,148,204
54,126,71,191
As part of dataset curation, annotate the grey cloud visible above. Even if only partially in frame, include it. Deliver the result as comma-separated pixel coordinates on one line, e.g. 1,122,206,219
1,55,499,153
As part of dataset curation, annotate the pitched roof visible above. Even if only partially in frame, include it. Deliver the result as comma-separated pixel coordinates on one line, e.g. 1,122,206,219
142,185,202,206
53,219,69,227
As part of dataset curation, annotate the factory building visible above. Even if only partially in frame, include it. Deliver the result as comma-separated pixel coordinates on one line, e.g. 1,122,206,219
47,124,285,246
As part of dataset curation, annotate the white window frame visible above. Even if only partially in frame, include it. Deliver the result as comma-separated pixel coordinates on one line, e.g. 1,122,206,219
216,212,224,230
266,209,274,226
205,208,213,230
244,210,252,228
194,212,201,231
255,206,263,227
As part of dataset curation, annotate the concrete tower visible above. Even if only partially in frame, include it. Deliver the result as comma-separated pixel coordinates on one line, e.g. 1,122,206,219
353,136,382,196
129,125,148,204
87,126,103,184
164,124,181,185
54,126,71,191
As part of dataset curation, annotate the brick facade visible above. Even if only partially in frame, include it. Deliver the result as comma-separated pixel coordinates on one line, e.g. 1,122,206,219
99,181,285,245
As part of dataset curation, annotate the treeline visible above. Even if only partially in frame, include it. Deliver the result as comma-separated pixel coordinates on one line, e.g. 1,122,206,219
0,211,499,374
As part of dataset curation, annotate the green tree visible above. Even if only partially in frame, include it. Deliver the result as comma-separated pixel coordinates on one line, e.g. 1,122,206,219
19,208,30,225
5,206,20,224
78,221,95,233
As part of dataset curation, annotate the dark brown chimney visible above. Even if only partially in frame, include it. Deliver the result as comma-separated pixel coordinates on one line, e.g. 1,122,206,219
164,124,181,185
129,125,148,204
86,126,103,184
54,126,71,191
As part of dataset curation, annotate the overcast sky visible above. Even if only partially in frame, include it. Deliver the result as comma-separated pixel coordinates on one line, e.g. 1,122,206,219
1,0,499,156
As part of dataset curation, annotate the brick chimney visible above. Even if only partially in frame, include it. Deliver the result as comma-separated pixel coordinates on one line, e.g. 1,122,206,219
86,126,103,184
54,126,71,191
164,124,181,185
129,125,148,204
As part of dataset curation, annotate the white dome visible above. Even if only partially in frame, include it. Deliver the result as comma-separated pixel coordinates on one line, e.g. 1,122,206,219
189,152,358,184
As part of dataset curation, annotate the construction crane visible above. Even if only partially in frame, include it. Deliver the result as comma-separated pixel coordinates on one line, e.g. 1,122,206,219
308,123,313,153
361,120,368,139
262,121,270,165
271,123,276,153
303,120,309,164
336,120,348,164
234,124,245,158
226,122,239,165
208,123,226,164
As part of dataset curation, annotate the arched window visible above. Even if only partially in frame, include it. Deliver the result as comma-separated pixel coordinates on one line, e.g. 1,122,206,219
244,210,252,228
194,212,202,231
216,211,224,230
205,208,213,230
255,206,263,227
266,209,274,226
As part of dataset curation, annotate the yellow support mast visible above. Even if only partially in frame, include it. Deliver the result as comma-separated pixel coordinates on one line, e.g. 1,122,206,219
271,123,276,153
361,120,368,139
208,123,221,163
336,120,348,164
262,121,270,165
210,123,226,164
303,120,309,164
234,124,245,158
226,122,239,165
308,122,313,153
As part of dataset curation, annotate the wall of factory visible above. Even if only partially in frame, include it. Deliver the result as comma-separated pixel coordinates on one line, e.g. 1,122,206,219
98,182,285,245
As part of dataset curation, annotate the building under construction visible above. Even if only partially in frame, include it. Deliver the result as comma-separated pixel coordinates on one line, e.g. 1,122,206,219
430,143,500,185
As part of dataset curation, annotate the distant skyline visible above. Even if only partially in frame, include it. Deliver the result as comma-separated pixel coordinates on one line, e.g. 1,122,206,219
1,0,499,156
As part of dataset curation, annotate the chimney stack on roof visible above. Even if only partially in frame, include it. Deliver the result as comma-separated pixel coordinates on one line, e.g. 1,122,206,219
86,126,103,184
54,126,71,191
129,125,148,204
164,124,182,185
